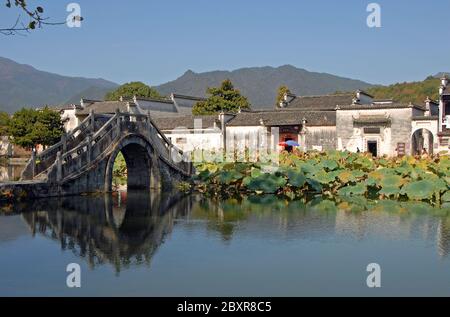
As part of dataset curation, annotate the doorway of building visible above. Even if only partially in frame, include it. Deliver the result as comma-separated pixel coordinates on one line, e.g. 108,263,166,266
411,128,434,156
367,141,378,157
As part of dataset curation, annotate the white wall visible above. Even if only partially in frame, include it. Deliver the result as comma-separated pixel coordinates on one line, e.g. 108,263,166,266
61,109,80,132
164,128,222,152
336,108,413,157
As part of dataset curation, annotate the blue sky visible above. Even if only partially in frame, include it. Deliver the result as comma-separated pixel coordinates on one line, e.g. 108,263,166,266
0,0,449,86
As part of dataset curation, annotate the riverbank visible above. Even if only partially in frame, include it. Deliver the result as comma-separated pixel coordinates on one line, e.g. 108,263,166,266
0,180,54,202
191,150,450,205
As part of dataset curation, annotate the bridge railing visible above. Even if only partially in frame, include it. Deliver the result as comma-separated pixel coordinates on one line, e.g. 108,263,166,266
20,112,98,180
145,116,192,174
59,112,120,179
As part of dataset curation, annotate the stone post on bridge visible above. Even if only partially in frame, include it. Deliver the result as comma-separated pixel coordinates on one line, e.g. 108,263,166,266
30,149,36,178
87,135,92,164
116,109,121,135
56,151,62,182
61,133,67,153
89,109,95,133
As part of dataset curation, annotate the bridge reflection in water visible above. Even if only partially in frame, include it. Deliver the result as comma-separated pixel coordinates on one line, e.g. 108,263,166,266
20,191,192,273
8,195,450,274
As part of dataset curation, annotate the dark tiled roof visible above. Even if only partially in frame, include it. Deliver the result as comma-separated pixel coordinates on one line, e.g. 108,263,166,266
153,115,219,130
284,93,355,110
373,99,394,103
145,111,179,118
227,110,336,127
171,93,206,101
76,101,131,115
338,103,426,111
135,97,174,104
412,116,439,121
81,99,102,104
48,104,82,111
357,90,374,98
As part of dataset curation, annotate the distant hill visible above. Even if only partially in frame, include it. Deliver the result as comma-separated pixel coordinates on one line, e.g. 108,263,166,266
7,55,442,113
366,76,442,105
0,56,118,113
434,72,450,79
155,65,374,109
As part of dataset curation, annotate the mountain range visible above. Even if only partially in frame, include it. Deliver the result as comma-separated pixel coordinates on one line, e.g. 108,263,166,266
0,56,118,113
3,56,430,113
155,65,373,109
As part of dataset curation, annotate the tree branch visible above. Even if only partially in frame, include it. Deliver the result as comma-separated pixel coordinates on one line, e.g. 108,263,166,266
1,1,70,35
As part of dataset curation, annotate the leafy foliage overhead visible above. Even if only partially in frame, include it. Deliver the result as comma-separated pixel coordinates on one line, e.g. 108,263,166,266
192,79,251,115
105,82,163,101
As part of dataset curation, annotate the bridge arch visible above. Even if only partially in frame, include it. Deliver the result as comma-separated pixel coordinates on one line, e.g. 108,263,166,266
105,134,159,192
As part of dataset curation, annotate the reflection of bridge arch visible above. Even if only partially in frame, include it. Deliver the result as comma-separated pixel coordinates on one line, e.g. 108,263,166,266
411,128,434,155
21,191,192,273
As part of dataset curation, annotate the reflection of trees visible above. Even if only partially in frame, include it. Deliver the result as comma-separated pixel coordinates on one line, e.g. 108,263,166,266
11,193,450,268
437,217,450,257
20,191,191,273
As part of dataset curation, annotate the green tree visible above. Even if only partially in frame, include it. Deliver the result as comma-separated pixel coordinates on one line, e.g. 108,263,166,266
192,79,251,115
0,111,10,136
32,107,65,147
276,85,291,107
8,107,63,149
8,108,37,149
105,82,163,101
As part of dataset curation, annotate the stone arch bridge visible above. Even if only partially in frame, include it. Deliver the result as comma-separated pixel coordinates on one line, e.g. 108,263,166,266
19,111,193,198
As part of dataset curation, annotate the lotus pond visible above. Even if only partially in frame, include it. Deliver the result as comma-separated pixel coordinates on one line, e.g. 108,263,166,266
192,151,450,205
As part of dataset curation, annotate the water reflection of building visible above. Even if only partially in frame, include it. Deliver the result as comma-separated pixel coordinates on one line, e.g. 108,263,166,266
20,191,192,273
11,195,450,266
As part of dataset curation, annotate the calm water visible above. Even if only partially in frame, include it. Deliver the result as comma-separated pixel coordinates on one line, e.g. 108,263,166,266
1,192,450,296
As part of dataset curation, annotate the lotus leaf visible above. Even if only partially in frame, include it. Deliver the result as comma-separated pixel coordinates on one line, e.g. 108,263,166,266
286,170,306,187
244,173,287,194
218,170,244,185
318,159,339,171
337,183,367,196
312,170,337,184
400,180,436,200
